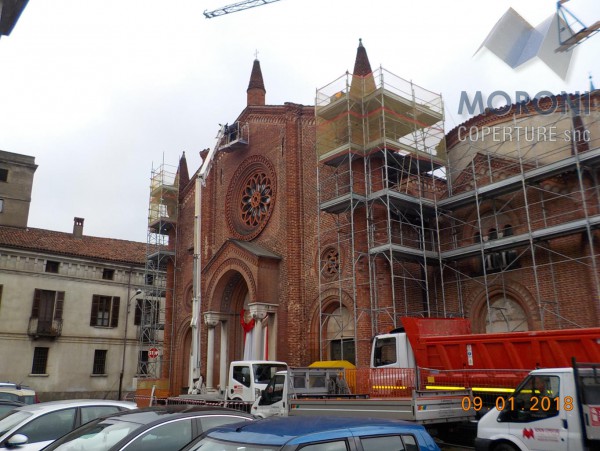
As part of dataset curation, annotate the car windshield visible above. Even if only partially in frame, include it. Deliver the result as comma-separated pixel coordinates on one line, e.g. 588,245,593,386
187,436,278,451
48,419,142,451
0,411,32,436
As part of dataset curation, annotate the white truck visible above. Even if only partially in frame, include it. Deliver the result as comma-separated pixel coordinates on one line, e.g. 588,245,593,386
475,361,600,451
251,366,473,425
178,360,287,404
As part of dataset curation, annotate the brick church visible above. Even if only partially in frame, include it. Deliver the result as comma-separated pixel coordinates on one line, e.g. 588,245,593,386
160,41,600,395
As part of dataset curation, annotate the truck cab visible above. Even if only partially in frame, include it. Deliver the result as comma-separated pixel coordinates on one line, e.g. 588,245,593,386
475,364,600,451
227,360,287,402
371,331,416,368
251,367,348,418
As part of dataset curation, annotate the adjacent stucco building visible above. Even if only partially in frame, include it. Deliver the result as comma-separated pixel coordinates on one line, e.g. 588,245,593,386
0,151,162,400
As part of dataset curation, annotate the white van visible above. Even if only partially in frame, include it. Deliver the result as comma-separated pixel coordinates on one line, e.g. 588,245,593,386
475,363,600,451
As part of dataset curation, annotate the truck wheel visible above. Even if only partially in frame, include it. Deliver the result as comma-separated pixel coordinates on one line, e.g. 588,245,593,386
494,443,518,451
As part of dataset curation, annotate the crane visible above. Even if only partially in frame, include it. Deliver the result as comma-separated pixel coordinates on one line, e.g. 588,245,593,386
204,0,284,19
555,0,600,52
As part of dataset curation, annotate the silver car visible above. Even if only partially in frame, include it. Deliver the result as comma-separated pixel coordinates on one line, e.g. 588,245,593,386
0,399,137,451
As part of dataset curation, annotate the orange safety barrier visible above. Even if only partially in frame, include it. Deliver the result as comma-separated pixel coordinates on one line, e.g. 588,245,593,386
344,368,416,398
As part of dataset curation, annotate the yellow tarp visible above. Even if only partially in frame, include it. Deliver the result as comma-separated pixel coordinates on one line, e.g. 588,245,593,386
309,360,356,369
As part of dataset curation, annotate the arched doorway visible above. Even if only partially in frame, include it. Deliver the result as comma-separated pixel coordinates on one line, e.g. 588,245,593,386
324,305,355,364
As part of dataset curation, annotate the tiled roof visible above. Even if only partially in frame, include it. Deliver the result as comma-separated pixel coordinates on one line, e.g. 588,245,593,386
0,226,147,265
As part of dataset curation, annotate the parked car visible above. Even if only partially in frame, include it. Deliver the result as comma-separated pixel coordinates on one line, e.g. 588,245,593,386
0,383,37,404
42,405,255,451
0,399,137,451
0,400,25,417
182,415,441,451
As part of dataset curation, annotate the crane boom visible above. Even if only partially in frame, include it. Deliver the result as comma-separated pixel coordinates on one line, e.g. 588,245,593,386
204,0,283,19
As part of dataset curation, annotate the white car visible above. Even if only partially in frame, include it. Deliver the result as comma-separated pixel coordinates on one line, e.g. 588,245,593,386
0,399,137,451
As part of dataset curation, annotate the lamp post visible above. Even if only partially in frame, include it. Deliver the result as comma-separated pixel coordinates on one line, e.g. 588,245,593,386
118,288,143,400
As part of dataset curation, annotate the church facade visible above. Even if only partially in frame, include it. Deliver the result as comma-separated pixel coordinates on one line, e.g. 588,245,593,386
161,42,600,395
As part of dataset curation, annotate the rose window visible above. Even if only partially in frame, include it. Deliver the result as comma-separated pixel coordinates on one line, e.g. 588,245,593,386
227,156,277,240
240,172,272,227
321,247,340,279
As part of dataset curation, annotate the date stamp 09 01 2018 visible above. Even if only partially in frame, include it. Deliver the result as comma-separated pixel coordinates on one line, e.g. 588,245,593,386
461,396,574,412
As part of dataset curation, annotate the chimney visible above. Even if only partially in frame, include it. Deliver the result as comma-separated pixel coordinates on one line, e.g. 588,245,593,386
73,217,84,238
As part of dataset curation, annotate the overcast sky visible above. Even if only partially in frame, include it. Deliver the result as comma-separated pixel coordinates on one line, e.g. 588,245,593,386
0,0,598,242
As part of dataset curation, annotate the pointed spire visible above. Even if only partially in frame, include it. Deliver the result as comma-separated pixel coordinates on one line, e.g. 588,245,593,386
353,38,373,76
350,38,376,98
247,58,266,106
177,151,189,189
590,73,596,92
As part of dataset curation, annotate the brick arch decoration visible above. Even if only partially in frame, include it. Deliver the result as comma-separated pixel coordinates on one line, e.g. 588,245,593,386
226,155,277,241
172,314,193,391
205,258,257,313
468,282,540,333
183,283,193,313
307,288,355,362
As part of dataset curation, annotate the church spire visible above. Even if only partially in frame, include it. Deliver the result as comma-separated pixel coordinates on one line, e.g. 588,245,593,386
350,38,376,98
176,151,190,193
353,38,373,76
247,57,266,106
590,73,596,92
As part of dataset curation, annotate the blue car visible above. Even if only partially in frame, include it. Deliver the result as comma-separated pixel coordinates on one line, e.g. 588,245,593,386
182,415,440,451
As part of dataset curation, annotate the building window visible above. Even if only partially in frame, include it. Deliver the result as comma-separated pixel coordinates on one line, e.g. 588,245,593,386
31,289,64,336
0,285,3,309
0,198,4,213
134,299,160,326
45,260,60,273
138,350,148,376
476,225,519,273
92,350,108,375
145,273,154,286
90,295,120,328
31,347,49,374
0,168,8,182
102,269,115,280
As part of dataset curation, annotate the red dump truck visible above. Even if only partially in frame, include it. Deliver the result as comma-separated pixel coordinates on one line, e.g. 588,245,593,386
372,317,600,394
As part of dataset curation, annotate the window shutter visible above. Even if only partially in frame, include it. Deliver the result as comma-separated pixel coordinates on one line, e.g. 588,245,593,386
32,289,41,318
90,295,99,326
55,292,65,320
134,299,142,325
111,297,120,328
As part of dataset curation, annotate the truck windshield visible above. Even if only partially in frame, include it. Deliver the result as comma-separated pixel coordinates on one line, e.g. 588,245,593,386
253,364,287,384
373,337,397,367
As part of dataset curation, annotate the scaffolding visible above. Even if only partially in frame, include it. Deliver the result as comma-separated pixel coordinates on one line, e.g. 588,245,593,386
316,68,600,367
140,159,178,379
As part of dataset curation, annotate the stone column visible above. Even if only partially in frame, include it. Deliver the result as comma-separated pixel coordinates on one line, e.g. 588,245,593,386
203,313,220,391
248,302,278,360
219,320,228,391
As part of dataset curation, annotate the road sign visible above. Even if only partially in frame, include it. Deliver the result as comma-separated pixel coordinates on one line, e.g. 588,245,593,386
148,347,159,359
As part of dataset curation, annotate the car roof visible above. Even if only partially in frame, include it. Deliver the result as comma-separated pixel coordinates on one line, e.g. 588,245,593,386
13,399,136,413
205,416,426,446
93,405,253,426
